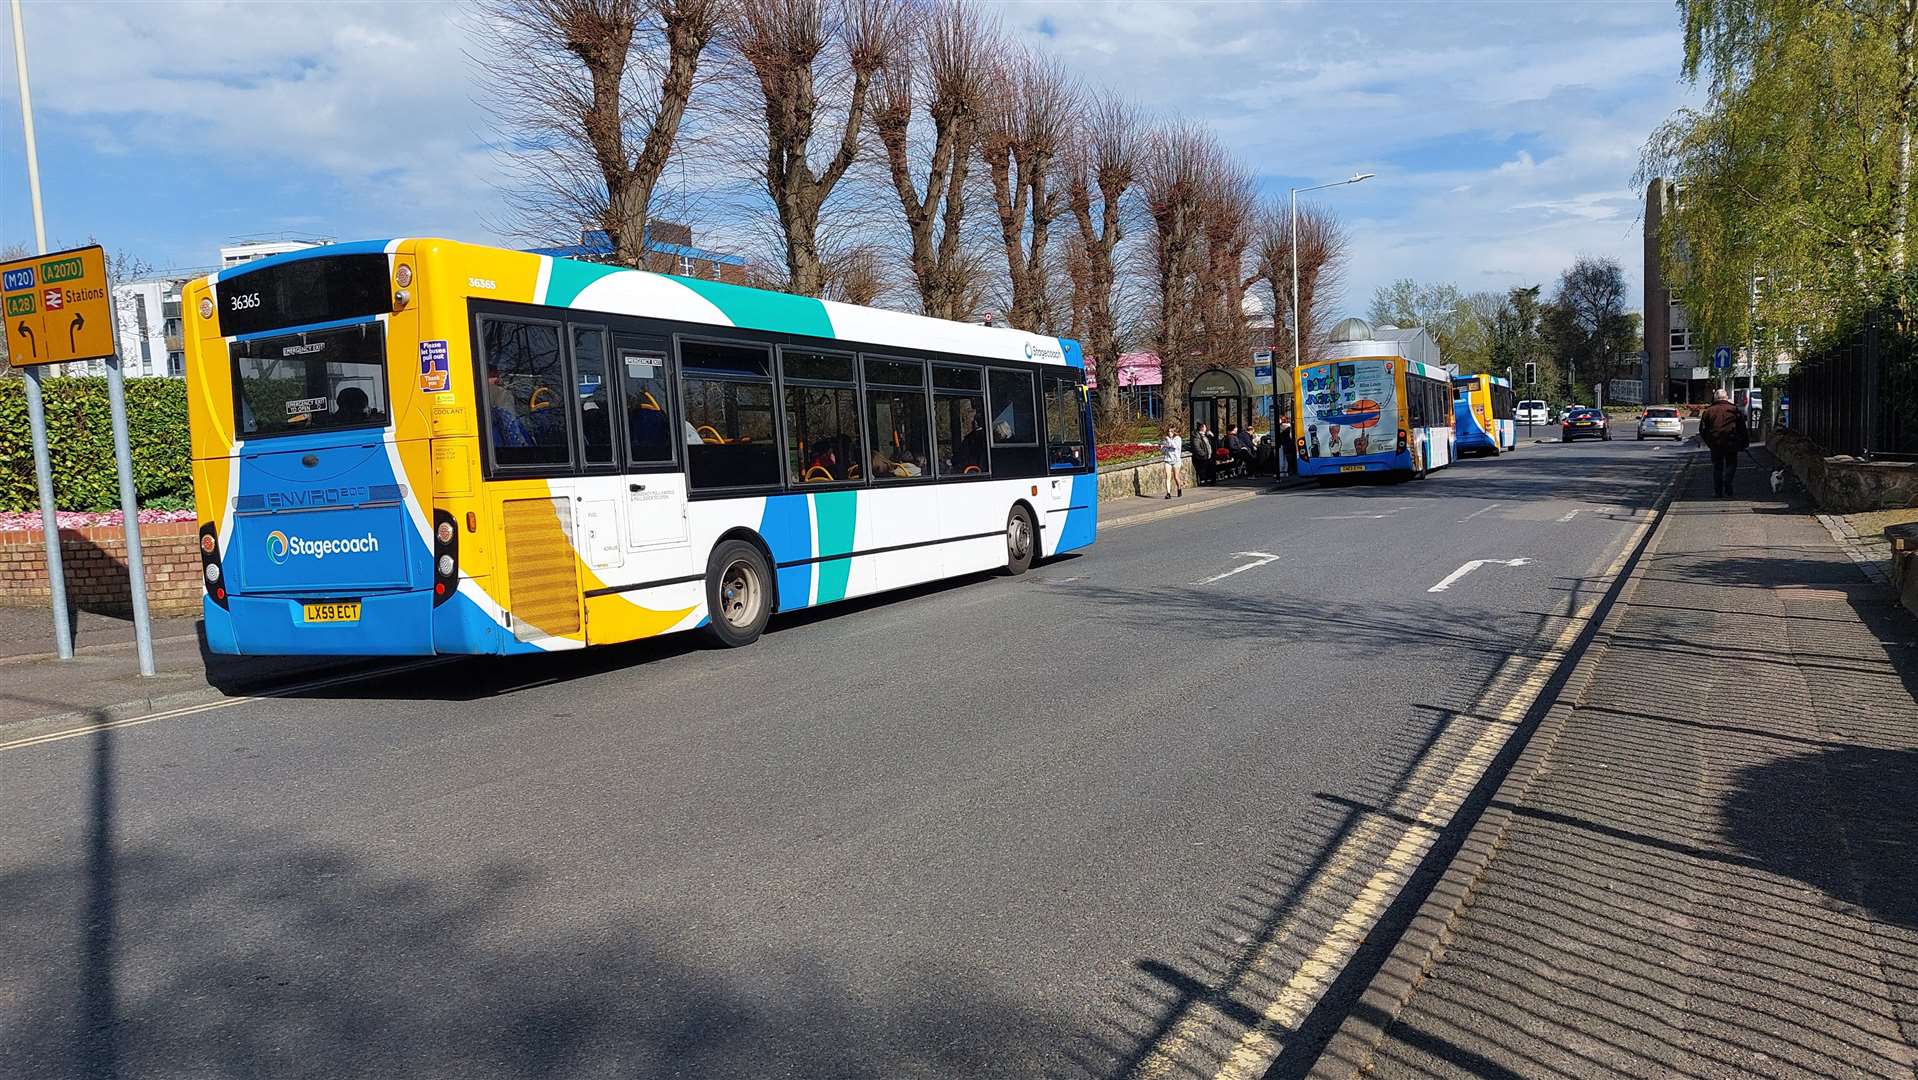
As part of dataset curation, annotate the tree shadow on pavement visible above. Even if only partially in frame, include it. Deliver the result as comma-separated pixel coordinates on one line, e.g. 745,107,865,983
0,727,1069,1080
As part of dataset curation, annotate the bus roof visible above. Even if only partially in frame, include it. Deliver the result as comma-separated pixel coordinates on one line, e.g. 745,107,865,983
211,237,1085,372
1451,372,1512,388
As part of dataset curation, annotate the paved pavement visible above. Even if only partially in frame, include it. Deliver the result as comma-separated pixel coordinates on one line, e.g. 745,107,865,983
1312,449,1918,1079
0,606,382,728
0,438,1686,1079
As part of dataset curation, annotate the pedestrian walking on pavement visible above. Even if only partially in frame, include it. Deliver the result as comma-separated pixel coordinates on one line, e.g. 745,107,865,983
1699,389,1749,498
1193,423,1217,485
1160,426,1185,498
1277,415,1295,477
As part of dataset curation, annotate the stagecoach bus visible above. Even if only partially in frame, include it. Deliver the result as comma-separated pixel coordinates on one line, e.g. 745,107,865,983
182,238,1095,656
1451,372,1517,456
1292,355,1456,480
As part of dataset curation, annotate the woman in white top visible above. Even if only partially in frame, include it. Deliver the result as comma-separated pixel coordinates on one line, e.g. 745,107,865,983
1159,425,1184,499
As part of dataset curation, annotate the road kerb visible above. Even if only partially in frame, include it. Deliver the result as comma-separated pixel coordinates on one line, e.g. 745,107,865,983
1301,452,1696,1080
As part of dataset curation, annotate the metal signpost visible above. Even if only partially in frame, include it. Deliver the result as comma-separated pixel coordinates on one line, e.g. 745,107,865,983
8,3,155,674
1,247,156,675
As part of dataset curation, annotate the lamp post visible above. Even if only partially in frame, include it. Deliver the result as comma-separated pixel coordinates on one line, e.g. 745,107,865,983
1283,172,1374,457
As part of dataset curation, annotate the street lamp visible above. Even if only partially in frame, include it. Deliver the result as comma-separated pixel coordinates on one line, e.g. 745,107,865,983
1281,172,1374,453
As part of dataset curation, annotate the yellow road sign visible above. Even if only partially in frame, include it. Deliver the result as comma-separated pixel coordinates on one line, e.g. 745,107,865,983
1,244,116,367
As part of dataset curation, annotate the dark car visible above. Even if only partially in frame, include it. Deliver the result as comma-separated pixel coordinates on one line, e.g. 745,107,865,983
1560,407,1611,442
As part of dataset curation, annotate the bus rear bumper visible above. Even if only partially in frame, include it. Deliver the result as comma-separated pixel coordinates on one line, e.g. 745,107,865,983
206,590,438,657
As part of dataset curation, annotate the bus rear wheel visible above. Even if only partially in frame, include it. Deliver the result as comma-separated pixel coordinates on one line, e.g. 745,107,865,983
1005,506,1036,575
704,540,772,648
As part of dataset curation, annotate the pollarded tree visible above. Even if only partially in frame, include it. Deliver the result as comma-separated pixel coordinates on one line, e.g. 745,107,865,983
1140,124,1212,430
1246,200,1348,368
1064,92,1140,419
482,0,722,268
728,0,907,296
869,0,997,320
980,53,1078,332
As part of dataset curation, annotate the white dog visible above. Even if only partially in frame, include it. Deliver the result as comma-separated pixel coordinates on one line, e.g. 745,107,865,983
1770,468,1786,494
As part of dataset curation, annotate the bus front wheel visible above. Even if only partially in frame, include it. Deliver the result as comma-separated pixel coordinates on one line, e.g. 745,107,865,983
1005,506,1036,575
704,540,772,648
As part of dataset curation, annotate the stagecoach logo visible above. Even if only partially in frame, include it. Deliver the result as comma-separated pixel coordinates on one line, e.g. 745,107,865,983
1023,341,1064,362
265,528,380,564
282,341,327,357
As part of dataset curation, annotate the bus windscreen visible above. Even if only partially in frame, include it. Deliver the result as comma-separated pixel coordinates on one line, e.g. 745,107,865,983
232,322,390,439
1301,360,1399,458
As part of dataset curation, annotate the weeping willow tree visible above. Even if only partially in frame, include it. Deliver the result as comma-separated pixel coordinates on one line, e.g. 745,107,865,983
1640,0,1915,353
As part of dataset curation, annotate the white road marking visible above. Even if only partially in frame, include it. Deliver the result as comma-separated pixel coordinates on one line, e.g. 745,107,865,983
1313,504,1416,521
1456,503,1501,524
1556,505,1621,523
1192,551,1282,586
1427,557,1532,593
1132,504,1662,1080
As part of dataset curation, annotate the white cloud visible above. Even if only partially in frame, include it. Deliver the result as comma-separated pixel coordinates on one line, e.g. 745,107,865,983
0,0,1698,314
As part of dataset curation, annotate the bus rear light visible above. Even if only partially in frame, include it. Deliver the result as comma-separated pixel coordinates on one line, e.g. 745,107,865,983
432,509,458,607
199,522,229,610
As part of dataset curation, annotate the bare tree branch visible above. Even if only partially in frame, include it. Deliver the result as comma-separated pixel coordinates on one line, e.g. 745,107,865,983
479,0,721,267
980,52,1078,331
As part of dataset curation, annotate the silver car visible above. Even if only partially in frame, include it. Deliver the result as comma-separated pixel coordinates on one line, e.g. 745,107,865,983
1637,406,1684,440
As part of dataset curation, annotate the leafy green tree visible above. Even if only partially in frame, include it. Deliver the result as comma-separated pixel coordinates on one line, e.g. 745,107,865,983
1366,278,1479,364
1642,0,1915,350
1543,257,1638,399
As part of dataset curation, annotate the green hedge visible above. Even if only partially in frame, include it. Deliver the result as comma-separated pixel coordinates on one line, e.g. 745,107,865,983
0,376,194,512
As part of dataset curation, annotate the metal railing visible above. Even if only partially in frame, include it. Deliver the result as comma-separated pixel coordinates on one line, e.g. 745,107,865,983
1786,309,1918,459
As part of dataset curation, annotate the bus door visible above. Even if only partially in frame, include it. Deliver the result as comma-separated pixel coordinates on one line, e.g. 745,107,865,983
612,333,690,551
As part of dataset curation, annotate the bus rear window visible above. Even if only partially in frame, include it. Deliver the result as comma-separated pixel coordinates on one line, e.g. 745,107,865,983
232,322,389,439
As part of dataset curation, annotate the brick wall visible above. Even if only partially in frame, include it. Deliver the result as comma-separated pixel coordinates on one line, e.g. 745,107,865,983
0,521,203,615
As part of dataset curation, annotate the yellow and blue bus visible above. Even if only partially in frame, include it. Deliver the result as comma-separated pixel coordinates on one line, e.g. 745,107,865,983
1451,373,1517,456
182,238,1095,656
1293,355,1456,480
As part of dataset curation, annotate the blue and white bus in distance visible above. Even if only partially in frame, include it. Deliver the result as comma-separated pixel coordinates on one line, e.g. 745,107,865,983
1452,373,1517,456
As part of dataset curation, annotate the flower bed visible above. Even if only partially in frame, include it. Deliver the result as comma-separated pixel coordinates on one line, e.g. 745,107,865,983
1096,442,1158,467
0,508,197,532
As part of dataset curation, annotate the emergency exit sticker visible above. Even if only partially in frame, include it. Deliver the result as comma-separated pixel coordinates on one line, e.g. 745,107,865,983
419,340,450,393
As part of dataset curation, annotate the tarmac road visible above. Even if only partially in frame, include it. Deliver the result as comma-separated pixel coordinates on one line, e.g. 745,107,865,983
0,432,1690,1080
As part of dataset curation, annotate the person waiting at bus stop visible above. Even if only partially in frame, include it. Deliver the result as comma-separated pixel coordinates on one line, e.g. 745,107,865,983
1192,423,1217,485
1700,389,1749,497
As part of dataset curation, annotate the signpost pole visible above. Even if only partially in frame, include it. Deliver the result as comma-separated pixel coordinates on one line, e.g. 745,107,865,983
11,0,71,659
22,368,72,659
104,351,155,676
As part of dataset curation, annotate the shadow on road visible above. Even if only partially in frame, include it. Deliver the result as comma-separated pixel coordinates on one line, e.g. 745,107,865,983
2,722,1070,1079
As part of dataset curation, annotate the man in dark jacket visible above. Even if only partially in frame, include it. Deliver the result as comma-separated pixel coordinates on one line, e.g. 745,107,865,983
1192,423,1217,485
1698,389,1749,497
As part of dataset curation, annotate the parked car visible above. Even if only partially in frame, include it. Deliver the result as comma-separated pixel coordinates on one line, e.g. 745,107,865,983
1637,406,1684,441
1561,407,1610,442
1515,399,1549,424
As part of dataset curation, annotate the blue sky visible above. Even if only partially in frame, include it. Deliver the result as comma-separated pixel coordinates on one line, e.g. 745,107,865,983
0,1,1693,314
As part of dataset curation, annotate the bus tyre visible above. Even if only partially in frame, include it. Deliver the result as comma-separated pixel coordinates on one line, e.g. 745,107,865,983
1005,506,1036,576
704,540,772,648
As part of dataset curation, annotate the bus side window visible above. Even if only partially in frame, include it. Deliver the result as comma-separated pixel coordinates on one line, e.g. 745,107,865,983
479,316,572,469
572,325,614,468
617,336,675,467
